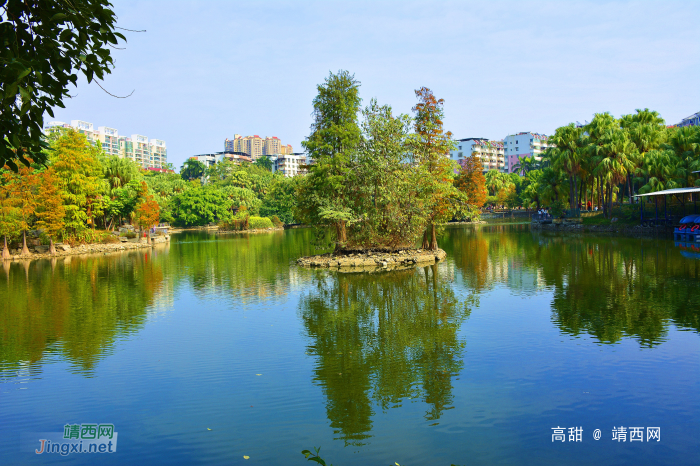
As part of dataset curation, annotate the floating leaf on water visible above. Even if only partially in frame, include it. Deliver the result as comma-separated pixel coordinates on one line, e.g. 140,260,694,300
256,374,262,376
243,455,250,459
206,428,211,431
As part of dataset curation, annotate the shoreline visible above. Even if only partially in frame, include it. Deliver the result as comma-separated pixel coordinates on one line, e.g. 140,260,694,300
3,236,169,263
297,248,447,270
532,221,675,238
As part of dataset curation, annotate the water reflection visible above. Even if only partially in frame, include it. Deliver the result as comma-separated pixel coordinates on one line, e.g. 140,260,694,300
298,265,476,445
1,226,698,385
0,246,168,378
444,225,700,346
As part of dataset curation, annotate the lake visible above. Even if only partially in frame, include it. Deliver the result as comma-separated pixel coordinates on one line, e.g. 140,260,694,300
1,225,698,465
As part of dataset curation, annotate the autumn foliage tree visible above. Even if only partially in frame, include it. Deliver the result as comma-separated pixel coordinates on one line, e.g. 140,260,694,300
50,130,104,239
134,182,160,232
35,169,66,254
455,154,487,210
410,87,459,250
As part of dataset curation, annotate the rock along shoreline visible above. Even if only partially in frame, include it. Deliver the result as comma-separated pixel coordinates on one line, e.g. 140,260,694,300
3,236,168,263
297,248,447,271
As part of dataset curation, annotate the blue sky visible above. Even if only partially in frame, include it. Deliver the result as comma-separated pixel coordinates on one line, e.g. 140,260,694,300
49,0,699,168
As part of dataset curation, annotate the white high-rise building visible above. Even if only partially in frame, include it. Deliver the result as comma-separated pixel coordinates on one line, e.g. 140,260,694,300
43,120,168,169
503,132,553,174
450,138,507,173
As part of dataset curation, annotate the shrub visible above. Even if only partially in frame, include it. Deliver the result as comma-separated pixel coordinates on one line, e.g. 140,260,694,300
219,217,249,231
248,216,274,230
270,215,283,228
101,234,120,244
120,232,137,239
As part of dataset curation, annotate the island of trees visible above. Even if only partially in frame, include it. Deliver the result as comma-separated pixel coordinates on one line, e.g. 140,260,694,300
296,70,483,254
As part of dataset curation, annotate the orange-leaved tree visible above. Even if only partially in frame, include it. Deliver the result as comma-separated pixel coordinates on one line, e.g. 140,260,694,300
135,182,160,233
35,169,66,255
411,87,459,250
2,163,40,255
455,154,487,209
0,170,20,259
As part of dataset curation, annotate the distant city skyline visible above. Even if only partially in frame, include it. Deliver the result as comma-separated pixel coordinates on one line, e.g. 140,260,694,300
45,0,700,169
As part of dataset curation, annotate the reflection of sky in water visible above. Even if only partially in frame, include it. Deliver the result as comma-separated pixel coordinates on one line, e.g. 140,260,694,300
0,226,698,465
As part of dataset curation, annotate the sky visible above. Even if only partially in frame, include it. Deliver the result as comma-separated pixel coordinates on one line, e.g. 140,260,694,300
49,0,700,169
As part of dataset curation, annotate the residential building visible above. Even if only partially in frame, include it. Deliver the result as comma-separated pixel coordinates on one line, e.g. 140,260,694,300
678,112,699,127
188,151,253,168
503,132,553,174
450,138,507,173
225,134,293,159
274,153,308,177
96,126,120,157
188,153,222,168
43,120,168,169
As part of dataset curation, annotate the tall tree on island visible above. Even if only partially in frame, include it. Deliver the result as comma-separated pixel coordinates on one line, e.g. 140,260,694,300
410,87,458,250
297,70,362,251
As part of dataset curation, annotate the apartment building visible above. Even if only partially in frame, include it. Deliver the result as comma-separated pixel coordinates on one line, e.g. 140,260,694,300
274,153,308,177
189,151,253,168
43,120,168,169
225,134,293,159
678,111,699,127
451,138,507,173
503,132,553,173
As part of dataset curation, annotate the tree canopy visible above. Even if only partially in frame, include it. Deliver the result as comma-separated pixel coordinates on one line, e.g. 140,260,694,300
1,0,125,170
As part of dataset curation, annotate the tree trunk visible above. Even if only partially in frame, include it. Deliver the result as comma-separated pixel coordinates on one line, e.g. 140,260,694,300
627,174,633,204
429,223,438,251
2,236,10,260
422,229,430,250
49,238,56,255
569,176,575,209
22,231,30,255
335,221,347,252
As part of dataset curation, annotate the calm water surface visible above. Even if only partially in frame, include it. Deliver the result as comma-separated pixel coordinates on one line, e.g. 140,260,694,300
1,225,698,465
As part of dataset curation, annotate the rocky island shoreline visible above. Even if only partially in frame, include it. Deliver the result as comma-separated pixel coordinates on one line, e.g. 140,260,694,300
297,248,447,270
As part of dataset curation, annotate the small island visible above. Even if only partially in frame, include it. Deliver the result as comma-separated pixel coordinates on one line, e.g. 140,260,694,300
294,73,479,268
297,248,447,270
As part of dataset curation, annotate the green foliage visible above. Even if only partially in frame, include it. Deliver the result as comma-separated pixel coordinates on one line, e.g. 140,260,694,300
549,199,566,218
347,99,430,249
248,216,274,230
254,156,273,171
260,176,298,224
180,159,206,181
297,70,362,249
170,186,235,227
0,0,125,171
50,130,104,238
301,447,331,466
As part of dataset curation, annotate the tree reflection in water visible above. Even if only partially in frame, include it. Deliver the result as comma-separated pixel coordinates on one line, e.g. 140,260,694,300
444,225,700,347
298,264,476,445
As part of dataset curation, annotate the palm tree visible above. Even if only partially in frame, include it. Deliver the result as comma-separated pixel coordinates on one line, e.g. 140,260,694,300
665,126,700,188
549,123,585,209
512,156,539,175
592,128,636,216
103,156,139,192
484,169,504,196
